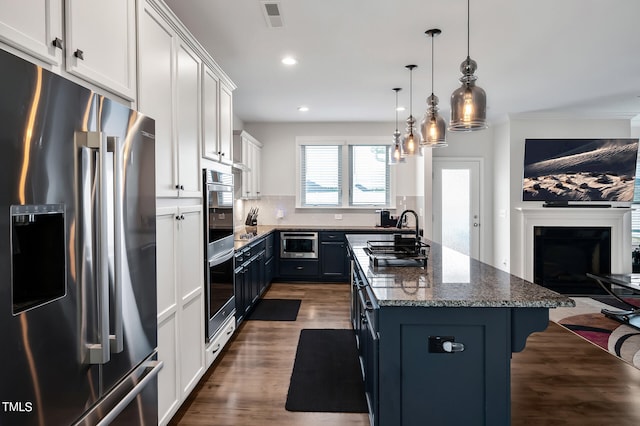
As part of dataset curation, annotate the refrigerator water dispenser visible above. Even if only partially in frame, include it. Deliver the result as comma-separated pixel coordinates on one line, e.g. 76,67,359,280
11,204,66,315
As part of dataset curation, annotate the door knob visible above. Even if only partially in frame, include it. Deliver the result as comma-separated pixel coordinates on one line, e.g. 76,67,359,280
473,223,479,227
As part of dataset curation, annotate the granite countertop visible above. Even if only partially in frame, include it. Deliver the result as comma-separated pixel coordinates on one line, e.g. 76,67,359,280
347,233,575,309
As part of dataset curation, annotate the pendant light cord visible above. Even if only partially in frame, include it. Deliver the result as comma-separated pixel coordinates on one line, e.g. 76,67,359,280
395,89,399,132
431,35,434,96
467,0,470,57
409,68,413,118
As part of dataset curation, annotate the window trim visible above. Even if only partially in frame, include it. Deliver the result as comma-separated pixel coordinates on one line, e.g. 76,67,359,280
295,136,396,209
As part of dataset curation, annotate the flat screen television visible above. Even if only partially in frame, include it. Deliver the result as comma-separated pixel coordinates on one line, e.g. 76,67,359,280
522,138,639,203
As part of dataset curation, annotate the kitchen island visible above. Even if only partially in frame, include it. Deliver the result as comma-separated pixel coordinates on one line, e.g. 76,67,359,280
346,234,574,426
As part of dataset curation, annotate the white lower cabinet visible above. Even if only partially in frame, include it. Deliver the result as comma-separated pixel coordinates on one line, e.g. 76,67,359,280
156,205,205,425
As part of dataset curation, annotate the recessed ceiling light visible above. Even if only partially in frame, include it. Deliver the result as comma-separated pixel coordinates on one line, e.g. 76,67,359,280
396,106,406,112
297,106,309,112
282,56,297,65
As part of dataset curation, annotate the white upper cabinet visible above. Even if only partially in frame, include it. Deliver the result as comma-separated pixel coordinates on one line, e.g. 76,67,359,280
234,130,262,199
65,0,137,100
202,66,220,161
202,65,233,165
0,0,63,66
138,2,202,198
219,83,233,164
175,40,202,197
138,3,177,198
0,0,136,100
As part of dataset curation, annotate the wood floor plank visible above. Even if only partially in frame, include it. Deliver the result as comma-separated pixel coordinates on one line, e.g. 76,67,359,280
170,283,640,425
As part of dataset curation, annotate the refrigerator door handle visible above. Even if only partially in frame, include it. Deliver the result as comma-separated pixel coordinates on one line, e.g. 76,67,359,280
78,131,111,365
96,360,163,426
107,136,124,354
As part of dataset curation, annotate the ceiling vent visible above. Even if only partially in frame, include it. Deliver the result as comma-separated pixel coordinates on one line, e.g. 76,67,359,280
261,1,284,28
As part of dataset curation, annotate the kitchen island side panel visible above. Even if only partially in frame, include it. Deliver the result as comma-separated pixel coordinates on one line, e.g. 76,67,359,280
378,307,511,426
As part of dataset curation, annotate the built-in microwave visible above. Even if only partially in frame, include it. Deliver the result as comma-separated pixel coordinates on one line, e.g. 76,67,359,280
280,232,318,259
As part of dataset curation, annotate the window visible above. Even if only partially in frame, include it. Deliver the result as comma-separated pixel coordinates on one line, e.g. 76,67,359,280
633,158,640,245
297,137,394,208
350,145,390,206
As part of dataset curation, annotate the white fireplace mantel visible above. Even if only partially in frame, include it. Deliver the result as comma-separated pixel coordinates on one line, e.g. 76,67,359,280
517,206,632,282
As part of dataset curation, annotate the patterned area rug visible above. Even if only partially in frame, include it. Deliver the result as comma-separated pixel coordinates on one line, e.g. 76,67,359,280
552,297,640,369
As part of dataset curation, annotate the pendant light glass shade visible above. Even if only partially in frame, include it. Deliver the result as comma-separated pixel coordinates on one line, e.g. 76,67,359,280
449,0,488,132
420,28,447,147
389,87,406,164
421,94,447,147
401,65,422,156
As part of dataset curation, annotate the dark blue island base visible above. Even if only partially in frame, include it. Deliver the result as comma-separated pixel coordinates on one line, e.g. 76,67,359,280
347,234,573,426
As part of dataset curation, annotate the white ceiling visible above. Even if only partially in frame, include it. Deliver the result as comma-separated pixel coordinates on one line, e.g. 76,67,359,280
164,0,640,125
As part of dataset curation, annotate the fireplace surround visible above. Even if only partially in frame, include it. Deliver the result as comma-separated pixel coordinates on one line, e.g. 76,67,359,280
518,207,631,292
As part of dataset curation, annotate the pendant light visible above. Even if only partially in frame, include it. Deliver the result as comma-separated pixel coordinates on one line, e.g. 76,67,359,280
401,65,422,156
420,28,447,147
449,0,487,131
389,88,406,164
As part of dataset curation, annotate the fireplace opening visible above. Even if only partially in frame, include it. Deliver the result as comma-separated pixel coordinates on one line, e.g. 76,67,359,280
533,226,611,295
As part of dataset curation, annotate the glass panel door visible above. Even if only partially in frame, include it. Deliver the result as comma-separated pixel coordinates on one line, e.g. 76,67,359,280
433,159,481,259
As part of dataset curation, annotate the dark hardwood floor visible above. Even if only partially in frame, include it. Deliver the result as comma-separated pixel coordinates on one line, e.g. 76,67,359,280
170,283,640,426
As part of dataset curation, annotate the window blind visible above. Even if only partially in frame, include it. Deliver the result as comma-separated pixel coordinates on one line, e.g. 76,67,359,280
633,158,640,244
349,145,390,206
300,145,342,206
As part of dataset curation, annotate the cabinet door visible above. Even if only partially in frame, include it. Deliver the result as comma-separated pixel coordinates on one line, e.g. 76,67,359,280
202,66,219,161
219,83,233,164
234,266,245,323
157,314,179,426
138,4,177,198
397,310,509,426
241,138,252,198
65,0,136,99
155,207,179,425
0,0,62,66
180,292,204,396
252,142,261,198
177,206,205,398
321,241,348,280
175,41,201,197
177,207,203,299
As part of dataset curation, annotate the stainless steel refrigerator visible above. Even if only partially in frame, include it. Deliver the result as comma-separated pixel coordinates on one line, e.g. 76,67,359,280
0,49,161,425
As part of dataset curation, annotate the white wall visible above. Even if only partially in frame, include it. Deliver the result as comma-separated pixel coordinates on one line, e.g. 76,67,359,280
431,128,495,265
240,121,422,227
493,121,511,271
508,118,632,278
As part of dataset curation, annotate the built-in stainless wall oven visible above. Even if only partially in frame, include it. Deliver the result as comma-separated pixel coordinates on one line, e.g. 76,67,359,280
204,168,235,341
280,231,318,259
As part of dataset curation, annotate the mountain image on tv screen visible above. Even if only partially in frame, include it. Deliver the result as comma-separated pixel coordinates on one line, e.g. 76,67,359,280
522,138,639,202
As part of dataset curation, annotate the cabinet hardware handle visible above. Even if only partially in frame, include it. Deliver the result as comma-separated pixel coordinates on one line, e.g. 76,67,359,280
52,37,63,49
180,215,185,220
175,184,180,189
221,152,225,156
175,215,180,220
443,341,465,353
211,343,221,354
180,185,185,190
74,49,84,60
226,327,233,335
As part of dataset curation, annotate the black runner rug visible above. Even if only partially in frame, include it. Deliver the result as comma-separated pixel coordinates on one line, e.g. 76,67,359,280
285,329,368,413
247,298,301,321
